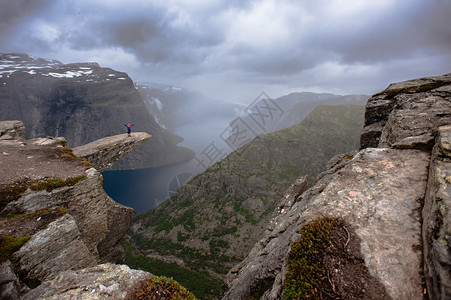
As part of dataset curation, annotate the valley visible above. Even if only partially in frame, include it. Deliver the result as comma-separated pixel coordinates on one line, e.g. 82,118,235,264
126,104,365,299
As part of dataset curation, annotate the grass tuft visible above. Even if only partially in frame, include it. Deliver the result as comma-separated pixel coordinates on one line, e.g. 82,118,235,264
2,207,68,222
58,147,93,167
126,275,198,300
283,216,342,299
0,235,31,262
30,175,87,192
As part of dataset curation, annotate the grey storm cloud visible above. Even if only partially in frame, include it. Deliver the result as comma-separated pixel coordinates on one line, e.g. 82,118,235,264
1,0,451,100
0,0,51,37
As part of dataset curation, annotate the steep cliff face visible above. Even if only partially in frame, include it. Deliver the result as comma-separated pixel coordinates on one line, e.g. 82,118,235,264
223,73,451,299
0,53,194,169
0,121,151,299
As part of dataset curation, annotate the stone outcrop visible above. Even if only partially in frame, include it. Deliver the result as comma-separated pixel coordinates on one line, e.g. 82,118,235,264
11,214,98,285
23,263,150,300
73,132,151,172
223,73,451,299
0,120,26,141
0,122,150,299
361,73,451,149
423,125,451,298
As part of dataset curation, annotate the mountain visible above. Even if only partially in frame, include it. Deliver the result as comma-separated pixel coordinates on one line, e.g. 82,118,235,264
219,92,368,152
126,104,365,298
273,93,368,130
0,53,194,170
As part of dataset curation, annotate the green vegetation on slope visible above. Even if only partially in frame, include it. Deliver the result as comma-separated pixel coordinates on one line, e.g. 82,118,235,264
122,240,222,300
126,104,365,294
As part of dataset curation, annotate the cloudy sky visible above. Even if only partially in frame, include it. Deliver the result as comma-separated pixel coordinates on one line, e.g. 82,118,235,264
1,0,451,103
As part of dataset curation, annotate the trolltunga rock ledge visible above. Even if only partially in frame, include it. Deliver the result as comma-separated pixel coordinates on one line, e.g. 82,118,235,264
73,132,151,172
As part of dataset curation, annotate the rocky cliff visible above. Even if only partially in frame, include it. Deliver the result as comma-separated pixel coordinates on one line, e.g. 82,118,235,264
222,73,451,299
0,53,194,170
0,121,152,299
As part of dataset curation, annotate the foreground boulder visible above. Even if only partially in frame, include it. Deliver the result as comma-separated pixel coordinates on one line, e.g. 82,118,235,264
223,73,451,299
23,263,150,300
11,214,98,285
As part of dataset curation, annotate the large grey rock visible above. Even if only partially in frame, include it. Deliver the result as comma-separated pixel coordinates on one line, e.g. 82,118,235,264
3,168,135,263
73,132,151,172
23,263,150,300
223,148,430,300
97,196,135,264
0,120,25,141
423,125,451,299
361,73,451,150
378,93,451,149
10,214,97,285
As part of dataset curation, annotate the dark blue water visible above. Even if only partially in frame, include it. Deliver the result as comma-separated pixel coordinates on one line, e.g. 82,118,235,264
102,159,202,215
102,116,236,215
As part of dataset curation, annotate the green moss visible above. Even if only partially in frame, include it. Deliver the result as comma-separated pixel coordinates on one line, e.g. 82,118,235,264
57,147,93,167
54,139,67,147
0,174,86,202
2,207,68,222
0,236,31,262
30,175,87,192
126,275,198,300
0,184,28,203
283,216,342,299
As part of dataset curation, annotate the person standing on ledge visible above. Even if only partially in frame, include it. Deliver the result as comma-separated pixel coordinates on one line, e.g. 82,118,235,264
124,123,134,136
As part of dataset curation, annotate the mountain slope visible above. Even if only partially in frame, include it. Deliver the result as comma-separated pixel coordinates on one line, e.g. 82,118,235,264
0,53,194,169
127,104,365,297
